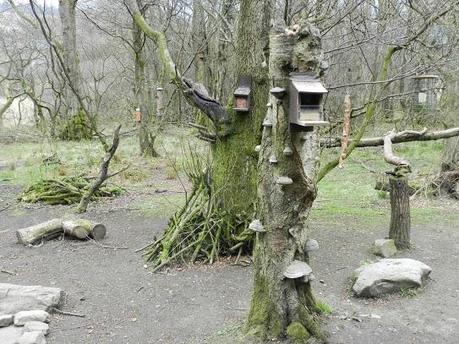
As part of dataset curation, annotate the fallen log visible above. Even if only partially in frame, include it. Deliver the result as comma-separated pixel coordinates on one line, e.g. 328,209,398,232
16,219,64,245
62,220,106,240
16,219,107,246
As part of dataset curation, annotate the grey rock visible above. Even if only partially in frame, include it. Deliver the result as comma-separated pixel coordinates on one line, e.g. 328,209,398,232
24,322,49,336
0,314,14,327
14,311,50,326
0,325,23,344
0,283,62,314
372,239,397,258
353,258,432,297
16,331,46,344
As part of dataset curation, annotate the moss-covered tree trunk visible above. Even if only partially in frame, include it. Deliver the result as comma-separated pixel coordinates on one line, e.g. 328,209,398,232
246,24,326,342
133,0,159,157
211,0,271,215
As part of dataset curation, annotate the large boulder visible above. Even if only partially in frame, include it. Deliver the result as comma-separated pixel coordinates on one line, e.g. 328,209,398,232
0,326,24,344
353,258,432,297
0,284,62,314
14,311,50,326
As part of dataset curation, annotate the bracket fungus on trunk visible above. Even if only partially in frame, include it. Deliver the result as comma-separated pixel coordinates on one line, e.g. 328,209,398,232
305,239,319,252
283,260,314,282
283,146,293,156
255,145,261,152
262,116,273,128
269,155,278,164
270,87,286,99
276,176,293,185
249,219,266,233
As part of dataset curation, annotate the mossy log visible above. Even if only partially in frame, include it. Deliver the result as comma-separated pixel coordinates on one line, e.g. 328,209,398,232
16,218,107,245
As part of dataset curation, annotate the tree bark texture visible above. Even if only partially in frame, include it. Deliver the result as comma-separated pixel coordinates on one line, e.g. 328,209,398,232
246,23,326,342
389,175,411,249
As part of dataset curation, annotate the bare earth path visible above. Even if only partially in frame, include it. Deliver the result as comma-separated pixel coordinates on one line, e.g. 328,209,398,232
1,183,458,344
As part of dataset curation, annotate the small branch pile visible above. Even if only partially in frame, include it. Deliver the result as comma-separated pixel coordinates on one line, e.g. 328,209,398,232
19,176,123,205
141,149,253,271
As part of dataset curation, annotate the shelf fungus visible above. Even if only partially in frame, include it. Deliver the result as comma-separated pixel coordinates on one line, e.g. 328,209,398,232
305,239,319,252
255,145,261,152
269,155,278,164
283,146,293,156
262,117,273,127
266,102,273,108
249,219,266,233
283,260,313,282
276,176,293,185
270,87,286,99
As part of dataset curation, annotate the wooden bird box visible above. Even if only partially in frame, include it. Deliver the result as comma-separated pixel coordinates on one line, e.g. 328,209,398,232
288,73,328,129
234,76,251,112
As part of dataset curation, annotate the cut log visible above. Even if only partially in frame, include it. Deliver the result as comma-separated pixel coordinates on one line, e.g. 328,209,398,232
16,219,63,245
62,220,106,240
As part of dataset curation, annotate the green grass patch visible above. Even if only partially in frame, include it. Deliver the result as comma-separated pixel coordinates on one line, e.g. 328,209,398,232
316,300,333,315
313,140,450,230
132,193,186,219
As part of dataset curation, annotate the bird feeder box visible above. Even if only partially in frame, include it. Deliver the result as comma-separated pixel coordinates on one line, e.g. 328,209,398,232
233,76,251,112
288,73,328,128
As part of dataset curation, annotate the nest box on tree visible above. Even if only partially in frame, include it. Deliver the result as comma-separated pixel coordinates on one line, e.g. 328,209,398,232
233,76,251,112
288,73,328,130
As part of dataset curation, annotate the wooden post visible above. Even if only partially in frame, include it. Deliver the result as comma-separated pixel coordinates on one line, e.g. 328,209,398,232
384,131,412,249
388,167,411,249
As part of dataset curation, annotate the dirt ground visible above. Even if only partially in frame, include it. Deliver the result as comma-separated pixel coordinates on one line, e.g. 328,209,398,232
1,180,458,344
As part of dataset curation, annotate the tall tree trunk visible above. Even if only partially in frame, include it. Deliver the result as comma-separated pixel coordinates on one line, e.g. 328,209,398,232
211,0,271,214
246,22,326,342
133,0,158,157
0,94,14,129
58,0,90,140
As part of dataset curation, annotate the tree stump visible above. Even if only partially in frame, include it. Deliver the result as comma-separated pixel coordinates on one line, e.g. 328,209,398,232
389,173,411,249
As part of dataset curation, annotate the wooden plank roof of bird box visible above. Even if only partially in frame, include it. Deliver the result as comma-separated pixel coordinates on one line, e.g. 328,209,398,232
290,74,327,94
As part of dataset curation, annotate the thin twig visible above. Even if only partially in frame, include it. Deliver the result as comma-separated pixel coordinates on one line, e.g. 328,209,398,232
52,307,86,318
1,269,16,276
87,238,129,250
